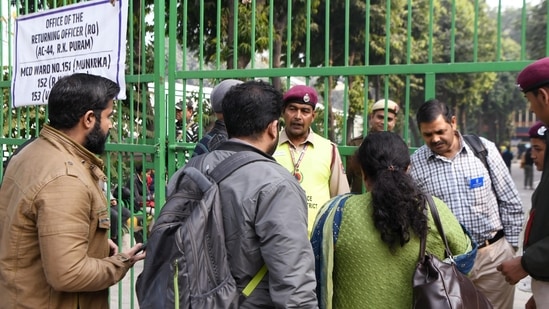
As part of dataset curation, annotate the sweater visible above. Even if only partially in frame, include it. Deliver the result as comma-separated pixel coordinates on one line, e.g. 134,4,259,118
313,193,471,309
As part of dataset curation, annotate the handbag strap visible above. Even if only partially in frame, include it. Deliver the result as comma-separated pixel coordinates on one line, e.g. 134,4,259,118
418,194,455,262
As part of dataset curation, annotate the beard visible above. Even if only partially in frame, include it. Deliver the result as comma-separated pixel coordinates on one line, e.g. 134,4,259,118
84,120,109,154
266,132,279,156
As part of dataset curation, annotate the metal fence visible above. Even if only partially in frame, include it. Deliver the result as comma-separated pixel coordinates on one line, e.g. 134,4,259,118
1,0,547,307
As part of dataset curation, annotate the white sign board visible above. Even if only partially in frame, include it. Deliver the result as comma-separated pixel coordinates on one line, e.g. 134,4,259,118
11,0,128,107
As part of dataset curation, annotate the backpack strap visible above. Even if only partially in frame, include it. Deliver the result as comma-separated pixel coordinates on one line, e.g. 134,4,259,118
168,151,271,196
166,154,209,197
241,264,268,297
462,134,497,199
207,151,272,300
209,151,271,183
462,134,489,171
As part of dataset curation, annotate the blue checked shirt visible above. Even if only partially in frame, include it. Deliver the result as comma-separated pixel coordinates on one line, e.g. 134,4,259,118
410,134,524,247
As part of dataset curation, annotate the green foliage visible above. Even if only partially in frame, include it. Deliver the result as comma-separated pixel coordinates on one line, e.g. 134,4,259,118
169,0,275,70
431,0,499,134
526,0,547,60
311,108,344,144
4,0,542,181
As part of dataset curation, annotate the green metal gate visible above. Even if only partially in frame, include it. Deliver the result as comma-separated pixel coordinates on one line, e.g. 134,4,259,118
1,0,546,307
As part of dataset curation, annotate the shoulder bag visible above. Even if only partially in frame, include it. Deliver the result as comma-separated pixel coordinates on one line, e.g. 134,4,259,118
412,194,493,309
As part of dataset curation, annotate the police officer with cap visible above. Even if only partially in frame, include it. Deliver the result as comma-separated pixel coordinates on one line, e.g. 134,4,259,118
273,85,350,235
346,98,400,193
369,98,399,132
498,57,549,309
528,121,547,172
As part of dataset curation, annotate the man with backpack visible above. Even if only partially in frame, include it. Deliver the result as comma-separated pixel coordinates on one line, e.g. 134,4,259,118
409,99,523,309
137,80,318,308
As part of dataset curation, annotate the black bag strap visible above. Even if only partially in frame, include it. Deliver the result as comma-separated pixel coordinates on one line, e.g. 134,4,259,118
210,151,271,183
166,154,209,197
167,151,271,197
462,134,489,172
2,137,37,178
418,194,454,263
462,134,498,195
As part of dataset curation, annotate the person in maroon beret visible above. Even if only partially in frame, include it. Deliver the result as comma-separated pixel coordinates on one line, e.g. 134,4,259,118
273,85,350,235
498,58,549,309
528,121,547,173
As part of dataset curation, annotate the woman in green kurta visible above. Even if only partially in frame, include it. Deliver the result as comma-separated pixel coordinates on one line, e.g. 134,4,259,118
311,132,473,308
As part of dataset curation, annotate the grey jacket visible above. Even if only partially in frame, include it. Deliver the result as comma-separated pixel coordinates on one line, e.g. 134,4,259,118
200,139,318,308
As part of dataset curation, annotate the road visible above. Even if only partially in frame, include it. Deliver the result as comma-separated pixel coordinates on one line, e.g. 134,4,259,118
510,159,539,309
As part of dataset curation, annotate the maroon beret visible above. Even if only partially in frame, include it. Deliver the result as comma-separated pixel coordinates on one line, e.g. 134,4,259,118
517,57,549,93
529,121,547,139
283,85,318,108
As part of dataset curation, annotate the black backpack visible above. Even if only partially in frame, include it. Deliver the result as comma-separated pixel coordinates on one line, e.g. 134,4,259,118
2,137,36,179
463,134,499,194
462,134,490,172
136,151,269,309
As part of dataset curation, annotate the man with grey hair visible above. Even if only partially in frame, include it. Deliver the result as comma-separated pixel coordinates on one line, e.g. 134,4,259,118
410,98,523,309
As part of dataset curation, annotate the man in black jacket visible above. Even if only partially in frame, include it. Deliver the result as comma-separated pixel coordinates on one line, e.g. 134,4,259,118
192,79,242,157
498,57,549,308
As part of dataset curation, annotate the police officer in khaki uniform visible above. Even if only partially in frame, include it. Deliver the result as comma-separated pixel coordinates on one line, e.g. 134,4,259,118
347,99,399,193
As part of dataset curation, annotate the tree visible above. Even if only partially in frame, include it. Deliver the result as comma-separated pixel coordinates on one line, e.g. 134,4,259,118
478,36,525,145
168,0,262,69
303,0,434,142
10,0,45,14
526,0,547,60
433,0,498,134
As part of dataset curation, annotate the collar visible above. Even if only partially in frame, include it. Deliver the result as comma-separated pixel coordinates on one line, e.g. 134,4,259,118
213,119,225,128
278,128,315,148
216,139,275,161
40,124,105,171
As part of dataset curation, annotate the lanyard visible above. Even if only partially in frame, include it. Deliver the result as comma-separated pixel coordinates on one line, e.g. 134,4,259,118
289,143,308,181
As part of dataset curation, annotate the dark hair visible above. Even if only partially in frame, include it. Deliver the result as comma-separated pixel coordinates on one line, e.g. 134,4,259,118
531,86,549,96
48,73,120,130
357,131,428,253
416,99,453,128
222,80,283,139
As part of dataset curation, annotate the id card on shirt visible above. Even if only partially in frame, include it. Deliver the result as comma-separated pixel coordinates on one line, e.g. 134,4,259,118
469,176,484,189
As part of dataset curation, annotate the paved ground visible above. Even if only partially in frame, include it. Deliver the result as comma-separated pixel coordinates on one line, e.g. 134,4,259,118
110,160,537,308
510,159,538,309
109,236,142,308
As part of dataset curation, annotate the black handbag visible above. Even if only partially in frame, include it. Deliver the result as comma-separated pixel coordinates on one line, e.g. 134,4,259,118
412,194,493,309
